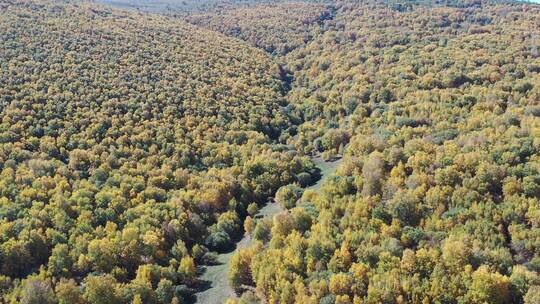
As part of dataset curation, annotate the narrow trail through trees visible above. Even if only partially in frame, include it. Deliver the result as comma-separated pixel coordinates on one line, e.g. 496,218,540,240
193,154,346,304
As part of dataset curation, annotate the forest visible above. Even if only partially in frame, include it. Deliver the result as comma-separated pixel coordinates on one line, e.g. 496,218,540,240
0,1,316,302
0,0,539,303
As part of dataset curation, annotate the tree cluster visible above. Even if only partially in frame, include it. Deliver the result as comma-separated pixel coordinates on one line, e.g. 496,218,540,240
228,1,540,303
0,1,316,302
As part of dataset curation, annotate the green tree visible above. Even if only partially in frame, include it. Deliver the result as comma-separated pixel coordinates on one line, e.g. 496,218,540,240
84,275,120,304
229,248,255,294
56,279,84,304
20,278,56,304
466,266,511,304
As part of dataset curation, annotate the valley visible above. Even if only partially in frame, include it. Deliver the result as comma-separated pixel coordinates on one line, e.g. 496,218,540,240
195,152,345,303
0,0,539,303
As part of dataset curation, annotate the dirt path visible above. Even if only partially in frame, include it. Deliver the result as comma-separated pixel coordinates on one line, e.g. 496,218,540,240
193,200,282,304
194,155,345,304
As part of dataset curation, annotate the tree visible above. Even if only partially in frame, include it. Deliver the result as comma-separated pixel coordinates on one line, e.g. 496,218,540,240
247,203,259,217
229,248,255,294
87,238,116,272
321,129,350,152
524,286,540,304
361,152,384,197
510,265,540,302
206,230,233,252
442,234,472,268
84,275,120,304
48,244,72,277
244,216,255,235
68,149,93,177
329,273,353,295
20,278,56,304
179,256,197,283
466,266,511,304
275,185,304,209
296,172,313,187
0,240,32,277
156,279,175,304
252,219,272,242
56,279,84,304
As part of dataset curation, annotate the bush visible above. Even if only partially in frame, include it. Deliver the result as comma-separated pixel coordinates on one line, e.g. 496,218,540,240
205,230,233,252
296,172,312,187
275,185,304,209
252,220,271,242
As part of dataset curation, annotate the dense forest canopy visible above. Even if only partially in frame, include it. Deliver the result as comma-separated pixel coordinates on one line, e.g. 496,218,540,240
186,2,335,55
0,0,539,303
92,0,267,13
0,1,317,303
219,1,540,304
93,0,331,13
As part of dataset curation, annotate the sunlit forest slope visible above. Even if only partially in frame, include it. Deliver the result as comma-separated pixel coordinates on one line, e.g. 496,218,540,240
186,2,335,55
0,1,317,302
220,1,540,304
0,0,540,303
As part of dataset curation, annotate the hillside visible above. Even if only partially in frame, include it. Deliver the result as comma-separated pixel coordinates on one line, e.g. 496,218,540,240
224,1,540,304
93,0,324,13
186,2,334,55
0,0,540,303
92,0,257,13
0,1,317,303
